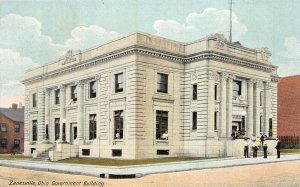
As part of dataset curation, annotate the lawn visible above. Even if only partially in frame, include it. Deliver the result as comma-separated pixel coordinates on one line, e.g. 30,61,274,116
58,157,218,166
0,154,31,160
281,149,300,154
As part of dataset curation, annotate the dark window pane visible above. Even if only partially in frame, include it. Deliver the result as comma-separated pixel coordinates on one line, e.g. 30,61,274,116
89,81,97,98
115,73,123,93
32,120,37,141
192,112,197,130
89,114,97,140
55,89,60,104
233,80,242,97
114,110,124,139
156,110,168,140
157,73,168,93
71,86,77,101
55,118,60,141
193,84,197,100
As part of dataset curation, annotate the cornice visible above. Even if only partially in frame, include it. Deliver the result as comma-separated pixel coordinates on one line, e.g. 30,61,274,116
22,45,277,85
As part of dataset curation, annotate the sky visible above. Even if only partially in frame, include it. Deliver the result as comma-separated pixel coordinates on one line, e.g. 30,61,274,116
0,0,299,107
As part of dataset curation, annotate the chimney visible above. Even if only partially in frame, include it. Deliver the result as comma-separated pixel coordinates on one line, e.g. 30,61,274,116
12,103,18,109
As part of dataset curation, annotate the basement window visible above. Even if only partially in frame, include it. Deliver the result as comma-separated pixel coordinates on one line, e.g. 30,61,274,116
82,149,90,156
112,149,122,157
157,150,169,155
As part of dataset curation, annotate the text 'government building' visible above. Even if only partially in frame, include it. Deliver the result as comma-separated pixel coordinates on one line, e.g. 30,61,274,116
22,32,280,160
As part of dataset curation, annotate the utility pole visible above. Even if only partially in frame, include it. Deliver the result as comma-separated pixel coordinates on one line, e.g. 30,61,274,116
229,0,233,43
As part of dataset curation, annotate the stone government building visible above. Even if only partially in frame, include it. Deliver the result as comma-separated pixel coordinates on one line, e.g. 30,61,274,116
22,32,280,160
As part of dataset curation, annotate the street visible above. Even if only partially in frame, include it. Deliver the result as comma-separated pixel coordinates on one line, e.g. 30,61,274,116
0,160,299,187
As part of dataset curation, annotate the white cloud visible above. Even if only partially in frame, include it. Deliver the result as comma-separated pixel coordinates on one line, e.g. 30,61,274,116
0,14,122,64
0,14,65,63
65,25,121,51
154,8,248,42
278,37,300,59
0,49,38,107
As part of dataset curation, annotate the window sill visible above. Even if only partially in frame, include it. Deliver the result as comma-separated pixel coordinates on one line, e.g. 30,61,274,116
155,140,168,145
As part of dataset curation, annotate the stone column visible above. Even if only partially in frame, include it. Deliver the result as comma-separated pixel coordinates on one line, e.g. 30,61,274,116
96,75,101,140
37,90,45,143
207,71,216,138
254,81,263,136
226,74,235,137
44,88,51,141
59,85,66,141
247,79,254,137
76,80,84,143
220,72,228,138
264,82,271,136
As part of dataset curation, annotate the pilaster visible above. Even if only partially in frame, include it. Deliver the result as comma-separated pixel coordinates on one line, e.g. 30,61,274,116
264,81,271,136
255,80,263,136
59,85,66,141
226,74,235,137
207,70,216,138
220,72,228,138
247,79,254,137
76,80,84,143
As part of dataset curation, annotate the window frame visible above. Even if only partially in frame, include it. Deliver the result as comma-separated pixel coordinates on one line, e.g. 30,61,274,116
192,84,197,100
14,139,20,149
32,93,37,108
55,89,60,104
70,85,77,102
89,114,97,140
32,120,37,141
233,80,242,97
156,110,168,140
1,139,7,148
157,73,168,93
89,81,97,98
114,110,124,139
54,118,60,141
15,123,20,133
0,124,7,132
214,111,218,131
192,112,197,130
115,73,124,93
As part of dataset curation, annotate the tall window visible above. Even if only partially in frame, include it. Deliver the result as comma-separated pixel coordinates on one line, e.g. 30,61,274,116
1,124,7,132
71,85,77,101
269,118,273,137
214,84,218,101
15,123,20,133
115,73,123,93
89,81,97,98
32,120,37,141
1,139,7,148
157,73,168,93
193,84,197,100
192,112,197,130
55,89,60,104
214,112,218,130
32,93,37,107
14,139,20,149
45,124,49,140
241,116,245,136
156,110,168,140
89,114,97,140
55,118,60,141
260,91,263,106
260,116,262,133
114,110,124,139
233,80,242,97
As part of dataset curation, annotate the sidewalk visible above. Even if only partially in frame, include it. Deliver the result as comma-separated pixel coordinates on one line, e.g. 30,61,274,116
0,154,299,179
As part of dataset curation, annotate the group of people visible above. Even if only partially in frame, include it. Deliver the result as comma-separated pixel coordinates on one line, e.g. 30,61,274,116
243,134,281,159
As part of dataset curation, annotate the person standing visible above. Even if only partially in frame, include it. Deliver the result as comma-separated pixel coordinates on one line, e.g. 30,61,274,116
263,142,268,158
252,141,258,158
243,138,249,158
261,133,265,147
275,139,281,158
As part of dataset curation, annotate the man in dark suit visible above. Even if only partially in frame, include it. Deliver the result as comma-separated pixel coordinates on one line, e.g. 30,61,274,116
275,139,281,158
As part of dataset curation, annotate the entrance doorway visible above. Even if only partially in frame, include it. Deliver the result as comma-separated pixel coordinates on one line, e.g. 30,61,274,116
70,123,77,144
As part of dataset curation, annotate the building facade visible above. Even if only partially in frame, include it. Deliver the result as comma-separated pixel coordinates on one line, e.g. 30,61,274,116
278,75,300,137
0,104,24,154
22,33,279,160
